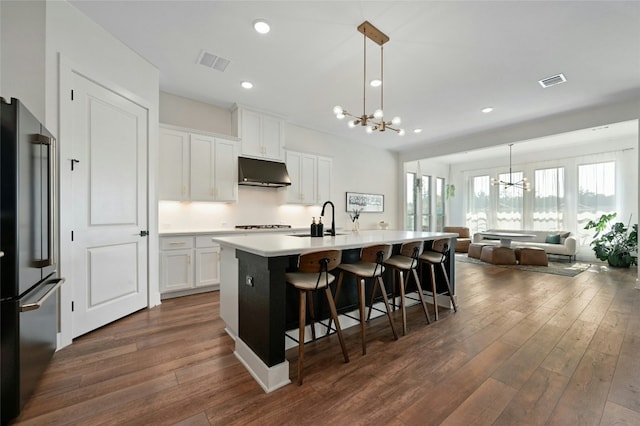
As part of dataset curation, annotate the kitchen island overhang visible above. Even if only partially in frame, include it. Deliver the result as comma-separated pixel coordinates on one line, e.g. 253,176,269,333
213,230,458,392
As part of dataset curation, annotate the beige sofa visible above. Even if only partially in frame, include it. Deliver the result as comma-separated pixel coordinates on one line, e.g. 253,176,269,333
443,226,472,253
473,229,578,260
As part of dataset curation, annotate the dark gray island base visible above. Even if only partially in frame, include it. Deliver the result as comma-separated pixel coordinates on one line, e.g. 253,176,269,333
214,230,457,392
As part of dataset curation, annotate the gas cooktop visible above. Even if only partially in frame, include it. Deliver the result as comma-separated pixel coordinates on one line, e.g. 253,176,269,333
234,224,292,230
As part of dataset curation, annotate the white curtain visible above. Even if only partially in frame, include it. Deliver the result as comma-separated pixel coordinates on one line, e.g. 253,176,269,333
533,167,565,230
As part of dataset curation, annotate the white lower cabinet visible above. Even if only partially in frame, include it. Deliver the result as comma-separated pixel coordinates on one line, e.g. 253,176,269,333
160,235,220,298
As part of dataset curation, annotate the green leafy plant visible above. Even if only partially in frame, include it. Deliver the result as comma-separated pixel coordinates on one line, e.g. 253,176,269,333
584,213,638,267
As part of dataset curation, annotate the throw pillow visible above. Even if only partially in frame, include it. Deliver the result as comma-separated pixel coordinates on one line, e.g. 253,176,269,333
545,234,561,244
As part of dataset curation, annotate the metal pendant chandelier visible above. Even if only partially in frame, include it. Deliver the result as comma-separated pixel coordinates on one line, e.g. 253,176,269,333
491,144,531,191
333,21,405,136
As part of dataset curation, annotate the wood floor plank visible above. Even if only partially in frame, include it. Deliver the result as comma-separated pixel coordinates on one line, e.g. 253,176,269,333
599,401,640,426
493,367,570,426
493,323,565,389
540,319,600,377
607,333,640,414
440,377,517,425
10,261,638,425
546,349,618,425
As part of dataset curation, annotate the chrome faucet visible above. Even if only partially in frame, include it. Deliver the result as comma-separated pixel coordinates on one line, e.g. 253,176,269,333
321,201,336,236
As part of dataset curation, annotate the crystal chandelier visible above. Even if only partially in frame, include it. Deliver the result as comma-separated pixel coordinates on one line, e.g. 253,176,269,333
333,21,405,136
491,144,531,191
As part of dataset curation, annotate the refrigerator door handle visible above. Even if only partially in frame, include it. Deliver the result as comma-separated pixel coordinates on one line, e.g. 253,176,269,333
30,133,56,268
20,277,65,312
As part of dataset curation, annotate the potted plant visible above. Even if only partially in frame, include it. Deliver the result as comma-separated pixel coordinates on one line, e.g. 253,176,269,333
584,213,638,267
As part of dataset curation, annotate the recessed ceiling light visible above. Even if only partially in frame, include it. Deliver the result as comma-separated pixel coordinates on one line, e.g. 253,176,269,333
241,81,253,89
481,107,494,113
370,79,382,87
413,128,423,133
253,19,270,34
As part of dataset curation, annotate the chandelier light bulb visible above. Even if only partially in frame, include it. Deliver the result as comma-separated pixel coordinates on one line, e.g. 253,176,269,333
348,120,357,128
373,109,384,119
332,105,343,116
366,125,374,134
398,129,406,136
391,116,401,125
336,112,345,120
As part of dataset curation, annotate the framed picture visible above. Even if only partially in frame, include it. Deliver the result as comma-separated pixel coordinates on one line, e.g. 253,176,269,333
346,192,384,213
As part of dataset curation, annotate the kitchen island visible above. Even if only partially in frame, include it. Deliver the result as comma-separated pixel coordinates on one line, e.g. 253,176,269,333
213,230,457,392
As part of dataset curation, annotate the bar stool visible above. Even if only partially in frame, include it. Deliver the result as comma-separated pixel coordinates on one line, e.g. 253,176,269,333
332,244,398,355
382,240,431,335
419,239,458,321
285,249,349,385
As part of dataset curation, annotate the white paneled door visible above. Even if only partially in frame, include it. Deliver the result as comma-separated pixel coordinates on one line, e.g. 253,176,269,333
70,73,148,338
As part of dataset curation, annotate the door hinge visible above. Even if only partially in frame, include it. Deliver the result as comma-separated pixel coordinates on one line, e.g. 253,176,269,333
71,89,74,101
71,301,74,312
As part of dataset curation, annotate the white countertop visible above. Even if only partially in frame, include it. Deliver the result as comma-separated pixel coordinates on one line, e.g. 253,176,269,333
159,227,308,237
212,230,458,257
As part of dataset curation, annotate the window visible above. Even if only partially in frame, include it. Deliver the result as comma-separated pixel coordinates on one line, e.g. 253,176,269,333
435,177,445,231
467,175,490,232
578,161,615,243
421,175,431,231
496,172,524,229
533,167,565,230
406,172,416,231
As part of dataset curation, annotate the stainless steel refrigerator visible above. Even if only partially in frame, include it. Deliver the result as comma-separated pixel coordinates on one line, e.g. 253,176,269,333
1,97,64,424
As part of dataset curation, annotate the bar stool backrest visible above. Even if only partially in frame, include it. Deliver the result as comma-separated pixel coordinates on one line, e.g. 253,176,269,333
360,244,392,264
297,249,341,273
400,240,424,268
431,238,450,254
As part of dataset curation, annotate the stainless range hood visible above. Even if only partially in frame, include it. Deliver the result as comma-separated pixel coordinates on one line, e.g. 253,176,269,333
238,156,291,187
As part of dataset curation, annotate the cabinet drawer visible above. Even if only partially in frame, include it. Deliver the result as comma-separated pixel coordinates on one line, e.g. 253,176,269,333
196,235,219,248
160,236,194,250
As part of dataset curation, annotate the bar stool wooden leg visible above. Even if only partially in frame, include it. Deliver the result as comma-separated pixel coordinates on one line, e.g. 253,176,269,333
298,289,306,385
307,293,316,341
358,278,367,355
439,263,458,312
377,277,398,341
410,267,431,324
397,270,407,336
324,287,349,363
428,264,439,321
326,272,344,337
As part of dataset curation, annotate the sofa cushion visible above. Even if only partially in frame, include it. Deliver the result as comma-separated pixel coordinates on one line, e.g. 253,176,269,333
545,234,561,244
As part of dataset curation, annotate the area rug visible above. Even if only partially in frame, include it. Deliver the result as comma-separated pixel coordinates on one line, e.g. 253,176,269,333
455,254,592,277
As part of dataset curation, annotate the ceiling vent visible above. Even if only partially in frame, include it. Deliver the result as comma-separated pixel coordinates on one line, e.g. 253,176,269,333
538,73,567,88
197,50,230,72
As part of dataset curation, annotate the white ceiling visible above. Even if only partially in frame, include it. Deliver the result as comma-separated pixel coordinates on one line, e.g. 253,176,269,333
69,1,640,155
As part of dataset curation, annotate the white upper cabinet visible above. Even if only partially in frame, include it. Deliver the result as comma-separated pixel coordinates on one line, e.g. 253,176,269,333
232,106,284,161
285,150,332,205
159,128,189,201
316,155,332,205
159,126,238,202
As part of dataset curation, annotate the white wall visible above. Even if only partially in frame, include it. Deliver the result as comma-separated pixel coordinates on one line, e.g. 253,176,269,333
1,0,46,120
160,91,232,135
158,96,399,232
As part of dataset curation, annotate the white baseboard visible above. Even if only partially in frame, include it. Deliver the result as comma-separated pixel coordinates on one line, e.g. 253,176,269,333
234,337,290,393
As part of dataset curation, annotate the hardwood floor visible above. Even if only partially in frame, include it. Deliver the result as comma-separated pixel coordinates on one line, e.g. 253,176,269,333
13,262,640,425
